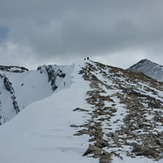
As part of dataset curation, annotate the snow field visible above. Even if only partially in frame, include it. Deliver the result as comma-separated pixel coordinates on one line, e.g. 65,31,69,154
0,61,98,163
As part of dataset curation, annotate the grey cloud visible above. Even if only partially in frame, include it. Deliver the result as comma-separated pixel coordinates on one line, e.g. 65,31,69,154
0,0,163,66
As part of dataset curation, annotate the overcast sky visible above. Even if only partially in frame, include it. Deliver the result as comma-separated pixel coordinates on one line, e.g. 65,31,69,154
0,0,163,69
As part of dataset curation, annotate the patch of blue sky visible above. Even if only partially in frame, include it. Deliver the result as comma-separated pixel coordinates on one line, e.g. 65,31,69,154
0,26,9,44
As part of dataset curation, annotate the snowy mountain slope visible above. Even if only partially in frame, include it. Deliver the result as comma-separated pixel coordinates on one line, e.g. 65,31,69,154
76,61,163,162
0,64,72,125
0,61,97,163
128,59,163,82
0,60,163,163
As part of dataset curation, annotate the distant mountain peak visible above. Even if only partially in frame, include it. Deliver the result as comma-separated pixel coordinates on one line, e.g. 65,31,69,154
138,58,150,63
129,59,157,68
128,59,163,82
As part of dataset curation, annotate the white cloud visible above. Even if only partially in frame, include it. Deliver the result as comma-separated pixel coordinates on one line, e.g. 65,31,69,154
0,42,37,69
92,49,148,69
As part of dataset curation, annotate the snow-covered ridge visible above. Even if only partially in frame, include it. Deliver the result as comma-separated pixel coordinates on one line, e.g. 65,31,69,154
0,65,28,73
0,63,74,125
128,59,163,82
74,60,163,162
0,60,163,163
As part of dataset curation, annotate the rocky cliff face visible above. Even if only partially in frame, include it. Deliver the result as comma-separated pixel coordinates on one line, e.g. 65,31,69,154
0,66,28,124
3,76,19,114
128,59,163,82
37,65,66,91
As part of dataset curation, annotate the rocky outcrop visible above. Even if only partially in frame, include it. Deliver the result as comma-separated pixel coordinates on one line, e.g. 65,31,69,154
3,76,19,114
37,65,66,91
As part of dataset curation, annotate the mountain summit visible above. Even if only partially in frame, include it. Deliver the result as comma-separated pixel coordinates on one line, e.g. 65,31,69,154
0,60,162,163
128,59,163,82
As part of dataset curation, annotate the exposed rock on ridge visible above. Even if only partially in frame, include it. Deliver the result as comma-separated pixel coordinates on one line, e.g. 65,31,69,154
72,60,163,162
0,65,28,73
